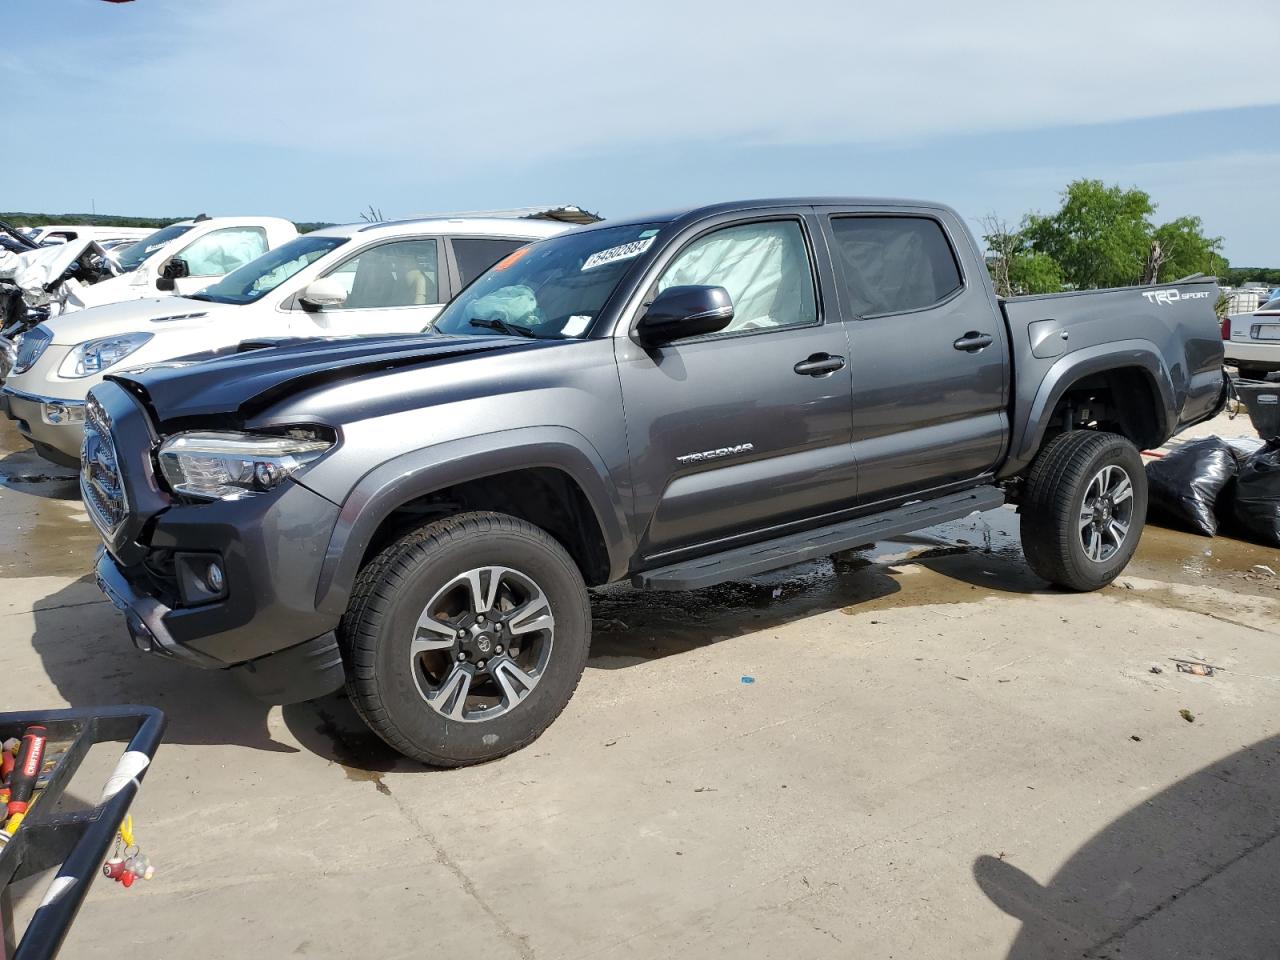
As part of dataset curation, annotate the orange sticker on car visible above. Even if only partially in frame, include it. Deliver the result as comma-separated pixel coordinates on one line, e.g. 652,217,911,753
492,247,531,271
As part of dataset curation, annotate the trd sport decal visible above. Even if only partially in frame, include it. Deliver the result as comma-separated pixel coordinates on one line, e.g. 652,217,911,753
1142,288,1211,306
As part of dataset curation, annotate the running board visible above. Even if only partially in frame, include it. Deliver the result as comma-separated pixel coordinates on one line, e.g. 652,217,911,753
633,486,1007,592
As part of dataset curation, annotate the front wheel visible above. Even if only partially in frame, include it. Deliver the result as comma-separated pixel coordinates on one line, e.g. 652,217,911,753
1020,431,1148,591
339,512,591,766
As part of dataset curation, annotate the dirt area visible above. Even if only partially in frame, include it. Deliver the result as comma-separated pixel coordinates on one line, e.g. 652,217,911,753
2,413,1278,959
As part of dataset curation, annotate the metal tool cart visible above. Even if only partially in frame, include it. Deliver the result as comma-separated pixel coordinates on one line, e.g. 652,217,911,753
0,706,165,960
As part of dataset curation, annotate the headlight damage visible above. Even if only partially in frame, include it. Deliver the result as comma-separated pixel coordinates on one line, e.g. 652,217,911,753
61,332,154,378
157,431,333,500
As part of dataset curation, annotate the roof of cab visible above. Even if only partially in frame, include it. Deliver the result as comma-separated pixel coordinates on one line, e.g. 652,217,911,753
576,197,954,234
305,217,576,242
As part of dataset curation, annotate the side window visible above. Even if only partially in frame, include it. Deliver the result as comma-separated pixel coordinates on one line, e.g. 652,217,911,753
828,216,963,316
453,238,528,286
177,227,268,277
324,239,439,309
655,220,817,333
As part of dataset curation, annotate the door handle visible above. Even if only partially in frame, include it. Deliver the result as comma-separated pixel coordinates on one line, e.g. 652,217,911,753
953,331,994,352
793,353,846,377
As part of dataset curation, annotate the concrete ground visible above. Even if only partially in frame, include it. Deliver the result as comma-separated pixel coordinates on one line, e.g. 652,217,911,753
2,411,1278,960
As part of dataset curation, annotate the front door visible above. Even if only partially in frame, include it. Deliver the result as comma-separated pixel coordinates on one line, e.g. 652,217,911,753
616,214,857,562
297,238,445,335
170,226,269,296
819,209,1009,504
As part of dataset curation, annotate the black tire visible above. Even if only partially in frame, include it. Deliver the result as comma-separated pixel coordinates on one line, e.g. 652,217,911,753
1020,431,1148,592
339,511,591,766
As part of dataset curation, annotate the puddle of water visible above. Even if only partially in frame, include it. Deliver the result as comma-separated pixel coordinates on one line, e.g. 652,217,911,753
0,420,99,578
589,505,1280,666
307,695,404,789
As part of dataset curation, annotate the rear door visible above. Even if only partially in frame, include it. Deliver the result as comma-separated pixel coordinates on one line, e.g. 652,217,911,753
819,207,1009,503
448,237,532,291
615,211,857,561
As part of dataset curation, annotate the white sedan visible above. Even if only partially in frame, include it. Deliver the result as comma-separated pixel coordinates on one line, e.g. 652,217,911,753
1,216,574,464
1225,296,1280,380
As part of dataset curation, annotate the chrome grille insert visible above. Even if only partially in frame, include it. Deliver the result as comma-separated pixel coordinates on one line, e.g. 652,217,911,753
12,325,53,374
81,394,128,540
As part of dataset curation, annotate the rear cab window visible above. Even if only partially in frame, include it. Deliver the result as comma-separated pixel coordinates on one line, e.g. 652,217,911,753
826,215,963,317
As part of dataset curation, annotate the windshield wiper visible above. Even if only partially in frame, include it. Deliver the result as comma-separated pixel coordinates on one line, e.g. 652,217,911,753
468,317,537,338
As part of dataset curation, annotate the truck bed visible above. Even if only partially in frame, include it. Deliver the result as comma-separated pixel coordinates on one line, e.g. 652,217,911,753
997,277,1225,476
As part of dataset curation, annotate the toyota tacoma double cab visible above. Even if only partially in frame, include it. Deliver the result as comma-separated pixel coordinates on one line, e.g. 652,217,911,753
82,198,1227,766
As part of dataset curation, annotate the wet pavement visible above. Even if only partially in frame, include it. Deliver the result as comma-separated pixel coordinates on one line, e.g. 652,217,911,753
2,413,1279,959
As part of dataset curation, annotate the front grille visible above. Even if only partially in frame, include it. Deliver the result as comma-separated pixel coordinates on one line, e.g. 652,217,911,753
12,324,52,374
80,394,129,540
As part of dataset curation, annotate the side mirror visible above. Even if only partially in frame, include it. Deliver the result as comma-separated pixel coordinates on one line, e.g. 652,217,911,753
156,257,190,291
298,277,349,311
634,285,733,346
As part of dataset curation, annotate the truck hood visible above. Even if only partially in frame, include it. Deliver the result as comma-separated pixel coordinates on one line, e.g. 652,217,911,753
43,297,231,344
107,333,540,424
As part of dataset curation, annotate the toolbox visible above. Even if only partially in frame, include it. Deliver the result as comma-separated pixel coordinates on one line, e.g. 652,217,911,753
0,707,164,960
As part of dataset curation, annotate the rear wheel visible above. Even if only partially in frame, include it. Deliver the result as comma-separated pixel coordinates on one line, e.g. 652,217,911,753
339,512,591,766
1020,431,1147,591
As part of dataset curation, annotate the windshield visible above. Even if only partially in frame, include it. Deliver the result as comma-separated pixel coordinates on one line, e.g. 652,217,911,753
431,223,665,340
189,234,348,305
114,224,194,272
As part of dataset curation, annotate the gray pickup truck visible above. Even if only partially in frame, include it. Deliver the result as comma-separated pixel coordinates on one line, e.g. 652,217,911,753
83,198,1226,765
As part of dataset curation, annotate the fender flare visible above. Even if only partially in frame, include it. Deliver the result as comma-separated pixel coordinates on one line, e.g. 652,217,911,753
311,425,632,617
999,340,1176,479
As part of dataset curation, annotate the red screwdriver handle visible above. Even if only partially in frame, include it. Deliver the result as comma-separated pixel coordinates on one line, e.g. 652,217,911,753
6,725,47,816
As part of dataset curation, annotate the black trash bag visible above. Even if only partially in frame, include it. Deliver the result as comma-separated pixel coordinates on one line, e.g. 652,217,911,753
1233,440,1280,547
1145,437,1239,536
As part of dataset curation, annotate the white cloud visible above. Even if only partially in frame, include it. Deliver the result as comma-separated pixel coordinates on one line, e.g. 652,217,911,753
14,0,1280,172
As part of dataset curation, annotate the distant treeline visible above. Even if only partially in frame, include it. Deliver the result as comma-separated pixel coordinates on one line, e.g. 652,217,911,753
1221,267,1280,287
0,212,330,233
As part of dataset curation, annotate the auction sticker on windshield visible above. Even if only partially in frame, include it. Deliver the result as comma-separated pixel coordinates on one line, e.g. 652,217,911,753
581,236,655,271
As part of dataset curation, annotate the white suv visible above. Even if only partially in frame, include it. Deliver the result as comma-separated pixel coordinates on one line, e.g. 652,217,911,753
1,216,573,464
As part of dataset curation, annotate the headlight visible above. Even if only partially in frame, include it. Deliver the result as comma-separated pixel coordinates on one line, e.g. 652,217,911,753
157,431,333,501
59,332,153,378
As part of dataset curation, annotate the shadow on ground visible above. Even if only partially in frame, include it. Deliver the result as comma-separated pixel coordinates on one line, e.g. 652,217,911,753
975,734,1280,958
587,536,1049,669
30,574,299,754
28,532,1059,770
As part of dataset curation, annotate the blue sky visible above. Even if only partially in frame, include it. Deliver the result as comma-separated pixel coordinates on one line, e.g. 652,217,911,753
5,0,1279,264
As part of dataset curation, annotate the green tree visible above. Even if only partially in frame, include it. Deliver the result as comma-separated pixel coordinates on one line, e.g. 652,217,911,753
981,213,1064,296
1008,250,1064,294
1150,216,1227,282
1022,180,1155,289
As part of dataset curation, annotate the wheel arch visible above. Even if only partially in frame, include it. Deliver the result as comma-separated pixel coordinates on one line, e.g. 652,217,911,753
1000,341,1174,479
312,427,632,617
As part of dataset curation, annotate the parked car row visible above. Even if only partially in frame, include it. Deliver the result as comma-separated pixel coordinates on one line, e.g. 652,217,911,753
1,216,571,463
32,195,1225,768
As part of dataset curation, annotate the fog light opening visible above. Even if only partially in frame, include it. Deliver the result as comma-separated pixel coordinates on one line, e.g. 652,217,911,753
206,561,225,594
42,401,86,426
